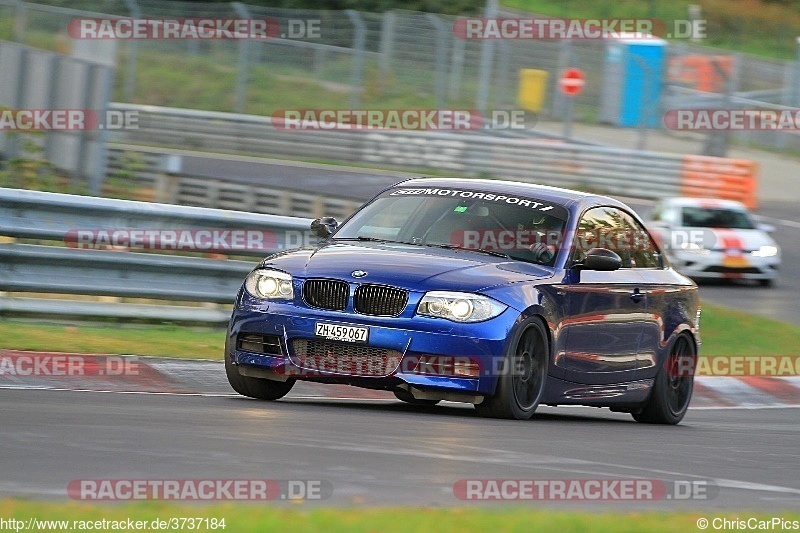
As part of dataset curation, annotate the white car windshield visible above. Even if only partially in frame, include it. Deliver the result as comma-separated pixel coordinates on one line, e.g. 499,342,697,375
681,207,756,230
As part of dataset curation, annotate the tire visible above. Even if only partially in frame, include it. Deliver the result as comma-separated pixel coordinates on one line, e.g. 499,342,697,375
393,389,440,406
632,334,695,425
475,317,549,420
225,338,295,400
759,278,773,287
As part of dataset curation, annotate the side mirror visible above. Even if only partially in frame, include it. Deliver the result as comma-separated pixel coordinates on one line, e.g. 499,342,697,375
579,248,622,271
311,217,339,238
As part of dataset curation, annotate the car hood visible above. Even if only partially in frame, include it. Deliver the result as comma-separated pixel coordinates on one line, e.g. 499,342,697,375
687,227,776,251
261,242,554,293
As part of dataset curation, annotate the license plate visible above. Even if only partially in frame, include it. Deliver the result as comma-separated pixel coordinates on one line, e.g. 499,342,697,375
723,256,749,268
315,322,369,343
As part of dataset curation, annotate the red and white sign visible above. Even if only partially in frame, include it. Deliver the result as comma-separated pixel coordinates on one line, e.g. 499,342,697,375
559,68,585,96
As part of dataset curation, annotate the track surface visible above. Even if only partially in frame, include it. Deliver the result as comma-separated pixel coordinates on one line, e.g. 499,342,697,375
178,152,800,325
1,388,799,510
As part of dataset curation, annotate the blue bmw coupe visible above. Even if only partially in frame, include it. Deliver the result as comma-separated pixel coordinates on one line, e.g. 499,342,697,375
225,178,700,424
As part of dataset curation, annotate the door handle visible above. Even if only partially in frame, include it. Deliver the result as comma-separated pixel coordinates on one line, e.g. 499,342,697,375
630,288,644,303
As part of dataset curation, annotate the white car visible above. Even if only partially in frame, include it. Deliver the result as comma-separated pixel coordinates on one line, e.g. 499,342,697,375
647,198,780,286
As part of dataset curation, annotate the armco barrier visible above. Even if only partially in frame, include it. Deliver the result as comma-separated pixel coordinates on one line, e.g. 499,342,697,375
0,187,311,250
0,188,312,323
107,103,759,208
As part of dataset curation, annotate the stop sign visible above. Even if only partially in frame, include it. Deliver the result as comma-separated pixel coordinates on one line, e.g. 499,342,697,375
559,68,585,96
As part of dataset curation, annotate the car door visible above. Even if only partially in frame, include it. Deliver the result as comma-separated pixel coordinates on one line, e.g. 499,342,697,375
557,206,647,385
619,210,697,382
618,209,669,379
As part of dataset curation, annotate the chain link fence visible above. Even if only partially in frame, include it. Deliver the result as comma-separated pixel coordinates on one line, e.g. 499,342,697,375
2,0,800,154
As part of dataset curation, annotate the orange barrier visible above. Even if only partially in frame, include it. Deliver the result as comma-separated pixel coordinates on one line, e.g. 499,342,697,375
667,55,733,92
680,156,758,209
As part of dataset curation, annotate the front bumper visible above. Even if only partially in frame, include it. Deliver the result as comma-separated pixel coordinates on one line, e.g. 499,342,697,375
670,250,779,280
228,296,520,398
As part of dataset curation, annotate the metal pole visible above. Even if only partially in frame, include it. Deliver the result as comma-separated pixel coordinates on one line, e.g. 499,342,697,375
9,47,28,161
346,10,366,109
563,95,574,139
553,39,571,117
76,64,95,190
560,43,575,139
448,33,466,100
44,54,61,160
380,11,395,72
794,37,800,107
89,65,114,195
13,0,26,43
495,40,510,107
122,0,141,102
703,55,733,157
426,13,448,109
233,2,252,114
475,0,498,112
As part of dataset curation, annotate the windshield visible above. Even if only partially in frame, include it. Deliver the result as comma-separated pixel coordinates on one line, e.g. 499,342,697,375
333,187,569,266
681,207,755,229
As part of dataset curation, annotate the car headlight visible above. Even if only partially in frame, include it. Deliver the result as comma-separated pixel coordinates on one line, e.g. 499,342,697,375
417,291,506,323
679,242,711,254
751,245,779,258
245,269,294,300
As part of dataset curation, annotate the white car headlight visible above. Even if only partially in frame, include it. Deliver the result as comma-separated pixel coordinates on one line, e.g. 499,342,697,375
417,291,506,323
751,245,779,258
245,269,294,300
679,242,711,254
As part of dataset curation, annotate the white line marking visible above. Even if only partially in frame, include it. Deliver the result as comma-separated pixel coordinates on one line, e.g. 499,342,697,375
2,384,799,410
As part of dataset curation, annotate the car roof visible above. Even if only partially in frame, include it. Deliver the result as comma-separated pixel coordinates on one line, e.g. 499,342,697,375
657,197,748,210
393,177,629,213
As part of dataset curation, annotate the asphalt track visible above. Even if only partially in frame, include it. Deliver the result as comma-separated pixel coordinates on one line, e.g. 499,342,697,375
1,387,799,510
178,151,800,325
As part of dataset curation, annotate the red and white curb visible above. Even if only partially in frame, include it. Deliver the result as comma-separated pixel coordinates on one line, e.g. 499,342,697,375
693,376,800,407
1,351,799,408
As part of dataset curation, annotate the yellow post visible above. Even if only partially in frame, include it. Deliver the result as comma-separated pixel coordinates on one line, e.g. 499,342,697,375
518,69,549,112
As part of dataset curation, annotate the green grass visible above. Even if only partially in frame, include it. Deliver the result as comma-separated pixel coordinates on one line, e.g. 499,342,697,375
699,304,800,356
1,500,797,533
0,320,225,359
1,303,798,359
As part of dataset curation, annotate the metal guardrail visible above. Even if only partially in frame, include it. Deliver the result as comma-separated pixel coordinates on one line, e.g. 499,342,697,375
0,243,251,303
0,187,311,251
0,188,312,324
109,103,759,208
